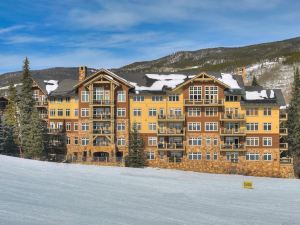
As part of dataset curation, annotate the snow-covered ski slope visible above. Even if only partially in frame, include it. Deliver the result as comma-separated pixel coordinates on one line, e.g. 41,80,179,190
0,155,300,225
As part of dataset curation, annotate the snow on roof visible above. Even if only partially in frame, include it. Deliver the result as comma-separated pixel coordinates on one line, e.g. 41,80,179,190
218,73,240,89
131,74,188,91
245,89,275,100
44,80,58,94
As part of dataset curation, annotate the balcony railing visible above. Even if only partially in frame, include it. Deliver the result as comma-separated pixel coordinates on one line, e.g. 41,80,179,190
220,144,245,151
93,142,111,147
279,128,288,136
93,129,112,134
157,114,185,121
220,128,246,136
184,99,224,106
92,114,112,120
280,157,293,164
39,114,48,119
220,113,245,121
35,100,48,106
157,143,184,150
48,128,64,134
91,99,114,105
280,143,288,151
157,128,185,135
279,113,288,121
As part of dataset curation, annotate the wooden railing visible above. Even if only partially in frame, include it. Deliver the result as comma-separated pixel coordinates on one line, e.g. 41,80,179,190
280,157,293,164
184,99,224,105
157,114,185,121
280,143,288,150
279,128,288,135
92,114,112,120
220,144,245,151
158,128,185,135
93,129,112,134
220,113,245,120
48,128,64,134
91,99,114,105
157,143,184,150
220,128,246,135
279,113,288,120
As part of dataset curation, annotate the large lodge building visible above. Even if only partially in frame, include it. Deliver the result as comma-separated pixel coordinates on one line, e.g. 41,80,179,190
0,67,295,177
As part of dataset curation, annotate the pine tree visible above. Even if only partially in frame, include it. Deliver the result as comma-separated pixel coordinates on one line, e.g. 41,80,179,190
251,75,259,86
2,83,19,155
18,58,35,157
125,123,145,168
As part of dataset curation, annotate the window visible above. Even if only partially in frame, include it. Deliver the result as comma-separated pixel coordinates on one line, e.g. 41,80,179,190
74,123,78,131
81,91,89,102
264,123,272,131
117,108,126,117
188,152,202,160
117,91,126,102
57,98,63,103
168,94,179,101
152,96,163,102
147,152,155,160
225,95,238,102
263,153,272,161
49,122,55,129
206,152,211,160
188,137,202,146
206,137,211,145
246,108,258,116
148,123,157,131
133,108,141,117
66,109,70,117
81,138,89,146
246,137,259,146
50,97,55,103
188,122,201,131
74,137,79,145
263,137,272,146
117,123,125,131
188,108,201,116
66,122,71,131
117,138,126,146
66,137,70,145
263,108,271,116
135,123,141,131
74,109,78,117
205,107,218,116
57,109,63,116
57,122,63,129
205,86,218,102
170,108,182,116
66,97,70,102
205,122,218,131
213,138,218,146
246,123,259,131
82,123,89,131
81,108,89,117
50,109,55,116
213,152,218,160
246,153,259,161
149,108,157,117
148,137,157,146
189,86,202,100
133,95,144,102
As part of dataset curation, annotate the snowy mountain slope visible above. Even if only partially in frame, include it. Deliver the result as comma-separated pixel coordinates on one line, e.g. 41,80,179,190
0,155,300,225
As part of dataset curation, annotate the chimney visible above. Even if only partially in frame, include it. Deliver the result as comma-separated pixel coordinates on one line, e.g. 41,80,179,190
235,67,246,82
79,66,87,81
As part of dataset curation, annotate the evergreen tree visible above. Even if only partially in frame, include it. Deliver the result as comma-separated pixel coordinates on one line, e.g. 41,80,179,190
18,58,35,157
2,83,19,155
125,123,145,168
251,75,259,86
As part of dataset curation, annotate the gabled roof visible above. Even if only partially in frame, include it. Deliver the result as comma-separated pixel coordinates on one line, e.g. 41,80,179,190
49,79,78,97
74,68,135,89
32,77,48,95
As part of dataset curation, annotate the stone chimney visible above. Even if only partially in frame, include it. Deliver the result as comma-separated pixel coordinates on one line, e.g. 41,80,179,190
235,67,247,82
79,66,87,81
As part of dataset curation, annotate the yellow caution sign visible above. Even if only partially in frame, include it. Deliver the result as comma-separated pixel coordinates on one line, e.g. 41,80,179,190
243,181,253,189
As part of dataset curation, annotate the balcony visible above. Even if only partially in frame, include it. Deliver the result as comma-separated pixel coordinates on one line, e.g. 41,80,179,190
157,128,185,136
279,113,288,121
91,99,114,105
220,143,246,151
92,114,112,120
279,128,288,136
48,128,64,134
157,143,184,151
35,100,48,107
93,142,111,147
220,113,245,121
157,114,185,121
280,157,293,164
220,128,246,136
93,128,112,135
280,143,288,151
39,114,48,119
184,99,224,106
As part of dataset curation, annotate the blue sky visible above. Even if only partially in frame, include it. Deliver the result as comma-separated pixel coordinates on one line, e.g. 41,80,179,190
0,0,300,73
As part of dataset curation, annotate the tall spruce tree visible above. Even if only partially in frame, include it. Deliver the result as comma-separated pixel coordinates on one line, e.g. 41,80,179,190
2,83,19,155
18,58,35,157
251,75,259,86
125,123,145,168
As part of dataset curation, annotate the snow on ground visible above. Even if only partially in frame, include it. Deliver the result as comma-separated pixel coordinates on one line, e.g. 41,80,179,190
0,155,300,225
